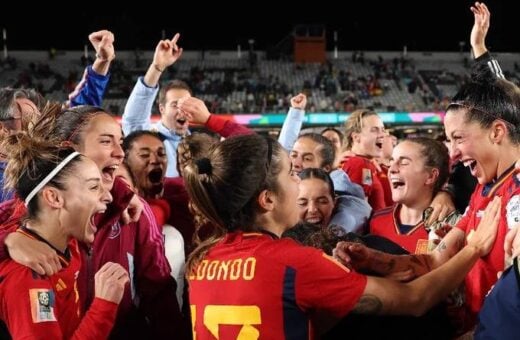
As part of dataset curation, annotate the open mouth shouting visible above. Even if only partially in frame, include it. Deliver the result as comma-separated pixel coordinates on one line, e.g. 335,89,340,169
102,164,119,185
390,177,405,189
148,168,164,184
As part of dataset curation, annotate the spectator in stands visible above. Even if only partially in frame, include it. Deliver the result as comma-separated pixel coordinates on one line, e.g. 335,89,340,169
290,133,370,233
335,62,520,332
122,33,187,177
0,128,128,339
186,133,499,339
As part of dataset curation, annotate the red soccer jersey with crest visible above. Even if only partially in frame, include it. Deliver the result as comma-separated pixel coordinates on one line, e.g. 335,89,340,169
341,155,386,211
455,165,520,324
0,234,117,339
369,205,430,254
188,231,367,340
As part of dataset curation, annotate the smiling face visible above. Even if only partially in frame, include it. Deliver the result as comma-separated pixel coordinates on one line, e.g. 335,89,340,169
60,157,111,244
352,115,385,158
77,113,125,191
159,88,191,135
297,177,335,228
125,134,167,198
389,141,436,206
444,109,497,184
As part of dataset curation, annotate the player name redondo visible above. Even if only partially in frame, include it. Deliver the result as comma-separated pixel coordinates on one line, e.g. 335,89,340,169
190,257,257,281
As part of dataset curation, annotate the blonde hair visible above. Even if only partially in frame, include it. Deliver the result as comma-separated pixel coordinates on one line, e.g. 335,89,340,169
343,109,378,150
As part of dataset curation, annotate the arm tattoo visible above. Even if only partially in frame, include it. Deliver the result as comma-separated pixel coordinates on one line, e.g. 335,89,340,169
436,238,463,259
351,294,383,315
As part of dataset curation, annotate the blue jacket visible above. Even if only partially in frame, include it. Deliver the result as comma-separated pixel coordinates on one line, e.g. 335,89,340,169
68,65,110,107
122,77,189,178
0,65,110,203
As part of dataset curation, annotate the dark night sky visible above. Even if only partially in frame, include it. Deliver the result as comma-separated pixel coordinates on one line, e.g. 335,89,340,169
2,1,519,52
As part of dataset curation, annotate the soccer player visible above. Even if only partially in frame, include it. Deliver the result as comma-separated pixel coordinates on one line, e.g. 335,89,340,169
0,130,128,338
185,134,499,339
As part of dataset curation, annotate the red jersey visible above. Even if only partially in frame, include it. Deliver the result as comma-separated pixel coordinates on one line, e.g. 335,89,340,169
0,235,117,339
189,231,367,339
456,165,520,324
0,178,187,340
162,177,195,254
341,155,386,211
369,205,429,254
377,163,393,207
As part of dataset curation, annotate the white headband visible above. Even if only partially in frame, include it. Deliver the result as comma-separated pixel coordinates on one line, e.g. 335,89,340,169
24,151,81,206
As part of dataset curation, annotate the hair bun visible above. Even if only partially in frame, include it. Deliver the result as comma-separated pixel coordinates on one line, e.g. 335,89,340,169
196,157,212,175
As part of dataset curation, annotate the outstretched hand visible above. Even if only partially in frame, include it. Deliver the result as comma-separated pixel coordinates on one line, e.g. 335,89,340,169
6,232,62,276
178,96,210,124
468,195,501,257
470,2,490,58
333,241,371,271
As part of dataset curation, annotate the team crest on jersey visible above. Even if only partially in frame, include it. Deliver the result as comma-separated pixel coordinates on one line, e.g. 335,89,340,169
29,289,57,323
506,195,520,229
109,222,121,239
362,168,372,185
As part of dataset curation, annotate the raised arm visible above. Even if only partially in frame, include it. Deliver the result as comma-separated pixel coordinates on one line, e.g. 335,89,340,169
122,34,183,135
278,93,307,151
144,33,183,88
470,2,505,79
68,30,115,107
470,2,490,59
